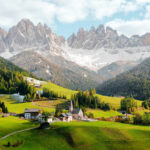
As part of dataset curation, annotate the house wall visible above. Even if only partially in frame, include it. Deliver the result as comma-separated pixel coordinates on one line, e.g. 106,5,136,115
68,116,72,122
79,110,83,118
24,112,39,119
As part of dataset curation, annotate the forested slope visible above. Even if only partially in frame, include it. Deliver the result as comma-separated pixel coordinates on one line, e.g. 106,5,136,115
97,58,150,100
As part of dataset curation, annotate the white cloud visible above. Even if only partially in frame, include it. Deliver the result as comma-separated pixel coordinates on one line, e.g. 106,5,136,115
0,0,56,29
0,0,150,31
106,19,150,37
54,0,88,23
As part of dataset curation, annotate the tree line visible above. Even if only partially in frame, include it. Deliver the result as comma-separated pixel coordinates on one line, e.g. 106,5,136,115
24,88,67,102
71,89,112,110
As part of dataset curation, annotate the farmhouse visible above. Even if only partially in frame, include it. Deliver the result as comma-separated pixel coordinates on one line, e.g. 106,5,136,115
60,113,72,122
24,109,40,119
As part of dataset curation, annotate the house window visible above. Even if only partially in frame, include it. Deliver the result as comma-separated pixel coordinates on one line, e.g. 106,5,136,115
25,113,31,119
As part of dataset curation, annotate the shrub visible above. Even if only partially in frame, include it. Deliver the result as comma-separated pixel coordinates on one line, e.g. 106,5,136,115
120,97,137,113
88,112,94,118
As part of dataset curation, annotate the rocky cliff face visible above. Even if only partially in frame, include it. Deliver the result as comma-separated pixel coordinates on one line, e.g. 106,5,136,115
10,50,101,90
0,19,65,55
67,25,150,49
0,28,7,52
0,18,150,74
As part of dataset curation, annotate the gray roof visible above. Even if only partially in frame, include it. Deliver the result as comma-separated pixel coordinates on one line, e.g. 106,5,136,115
73,108,81,114
61,113,72,117
24,109,39,113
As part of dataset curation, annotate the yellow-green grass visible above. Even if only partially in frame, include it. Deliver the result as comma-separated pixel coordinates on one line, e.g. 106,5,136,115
0,116,37,138
1,121,150,150
0,95,55,114
97,94,142,109
42,82,77,99
86,109,122,118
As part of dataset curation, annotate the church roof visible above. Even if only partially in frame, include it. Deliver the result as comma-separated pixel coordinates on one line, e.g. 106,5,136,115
73,108,81,114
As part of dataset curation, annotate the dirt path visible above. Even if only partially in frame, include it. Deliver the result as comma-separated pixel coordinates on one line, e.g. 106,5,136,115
0,127,38,141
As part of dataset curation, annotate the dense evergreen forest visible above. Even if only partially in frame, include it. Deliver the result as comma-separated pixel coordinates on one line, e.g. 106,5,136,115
0,57,36,98
97,58,150,100
0,68,35,96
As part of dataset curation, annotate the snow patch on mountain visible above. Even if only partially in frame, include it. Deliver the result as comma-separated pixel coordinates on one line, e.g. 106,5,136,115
62,43,150,71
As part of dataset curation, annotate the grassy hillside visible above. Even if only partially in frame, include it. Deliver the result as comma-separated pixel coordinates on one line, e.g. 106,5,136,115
42,82,77,99
0,116,37,138
41,82,142,109
1,121,150,150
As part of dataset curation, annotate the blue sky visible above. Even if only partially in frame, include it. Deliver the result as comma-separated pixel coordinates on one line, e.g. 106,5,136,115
1,0,150,38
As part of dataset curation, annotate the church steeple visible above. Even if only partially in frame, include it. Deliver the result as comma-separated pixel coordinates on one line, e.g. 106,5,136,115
69,100,73,113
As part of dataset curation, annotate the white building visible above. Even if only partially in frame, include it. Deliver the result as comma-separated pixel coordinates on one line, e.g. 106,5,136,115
24,109,40,119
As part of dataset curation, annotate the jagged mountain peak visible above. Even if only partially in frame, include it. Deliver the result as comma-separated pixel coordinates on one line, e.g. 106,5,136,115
17,18,34,28
0,27,7,38
0,18,65,56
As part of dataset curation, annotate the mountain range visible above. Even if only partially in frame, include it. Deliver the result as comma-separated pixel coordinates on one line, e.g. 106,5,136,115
1,19,150,90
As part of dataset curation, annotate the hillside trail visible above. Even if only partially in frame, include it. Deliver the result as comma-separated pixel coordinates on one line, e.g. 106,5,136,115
0,126,38,141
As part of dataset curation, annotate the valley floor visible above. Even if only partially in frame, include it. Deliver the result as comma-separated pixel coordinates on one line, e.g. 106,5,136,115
0,87,148,150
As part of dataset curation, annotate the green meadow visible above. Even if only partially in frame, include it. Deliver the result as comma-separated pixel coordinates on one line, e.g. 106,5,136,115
42,82,128,109
0,121,150,150
42,82,77,99
0,116,37,138
86,109,122,118
0,95,55,114
0,82,149,150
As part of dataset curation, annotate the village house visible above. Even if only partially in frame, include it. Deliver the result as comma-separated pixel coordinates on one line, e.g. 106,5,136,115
24,108,53,123
59,113,72,122
24,109,40,119
38,114,53,123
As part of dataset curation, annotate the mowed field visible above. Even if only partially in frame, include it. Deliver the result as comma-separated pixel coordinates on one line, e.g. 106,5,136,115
1,121,150,150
